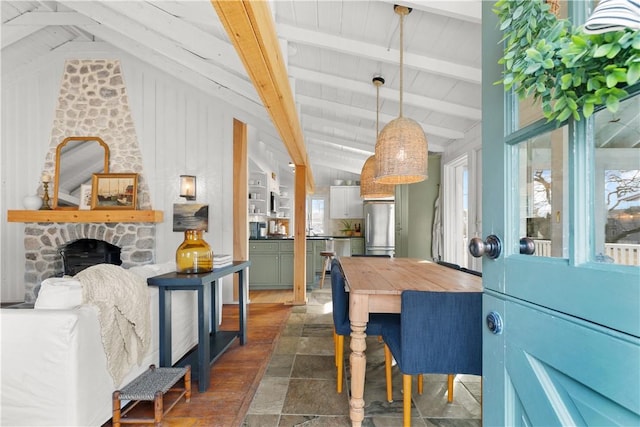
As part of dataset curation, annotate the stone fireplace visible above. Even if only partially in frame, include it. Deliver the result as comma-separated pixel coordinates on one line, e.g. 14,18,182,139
23,222,156,302
18,58,159,302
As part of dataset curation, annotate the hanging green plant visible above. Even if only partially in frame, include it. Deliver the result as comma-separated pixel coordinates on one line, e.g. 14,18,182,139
494,0,640,122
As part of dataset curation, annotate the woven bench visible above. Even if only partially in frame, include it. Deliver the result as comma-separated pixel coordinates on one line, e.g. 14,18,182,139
112,364,191,427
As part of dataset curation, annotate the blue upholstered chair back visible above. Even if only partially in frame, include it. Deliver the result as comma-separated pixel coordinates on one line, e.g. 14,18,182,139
331,258,352,336
383,290,482,376
331,258,396,337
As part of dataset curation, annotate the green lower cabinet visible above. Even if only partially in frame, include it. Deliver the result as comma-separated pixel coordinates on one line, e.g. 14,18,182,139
248,253,280,287
306,251,314,285
280,252,294,286
249,240,320,290
351,237,364,255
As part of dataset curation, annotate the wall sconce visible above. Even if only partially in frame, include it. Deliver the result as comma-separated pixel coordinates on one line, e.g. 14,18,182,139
180,175,196,200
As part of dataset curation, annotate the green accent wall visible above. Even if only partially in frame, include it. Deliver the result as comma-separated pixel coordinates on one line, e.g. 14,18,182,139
396,154,441,260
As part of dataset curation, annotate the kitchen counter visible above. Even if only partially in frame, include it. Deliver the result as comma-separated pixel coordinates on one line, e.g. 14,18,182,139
249,235,360,240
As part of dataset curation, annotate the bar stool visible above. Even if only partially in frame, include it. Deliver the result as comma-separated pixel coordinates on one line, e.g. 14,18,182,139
319,239,336,289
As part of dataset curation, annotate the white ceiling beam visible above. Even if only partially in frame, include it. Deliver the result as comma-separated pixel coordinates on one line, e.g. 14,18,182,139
289,66,481,120
2,11,94,26
58,1,261,104
310,159,363,176
384,0,482,24
277,23,481,84
302,114,376,141
1,25,43,49
100,2,245,72
261,117,444,177
296,94,464,140
305,131,374,156
307,149,367,175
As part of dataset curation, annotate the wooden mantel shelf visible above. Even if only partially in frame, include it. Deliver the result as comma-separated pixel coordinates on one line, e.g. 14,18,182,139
7,210,163,223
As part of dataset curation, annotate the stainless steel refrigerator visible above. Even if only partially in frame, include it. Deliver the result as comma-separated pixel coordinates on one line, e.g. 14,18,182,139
364,200,395,256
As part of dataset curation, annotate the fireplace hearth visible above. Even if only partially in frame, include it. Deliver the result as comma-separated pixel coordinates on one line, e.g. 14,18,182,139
22,222,157,302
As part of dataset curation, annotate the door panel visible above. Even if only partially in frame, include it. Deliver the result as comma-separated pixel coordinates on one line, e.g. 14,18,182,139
481,2,640,425
487,301,640,426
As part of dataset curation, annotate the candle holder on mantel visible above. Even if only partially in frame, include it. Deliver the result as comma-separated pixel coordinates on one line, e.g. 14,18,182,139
40,181,51,210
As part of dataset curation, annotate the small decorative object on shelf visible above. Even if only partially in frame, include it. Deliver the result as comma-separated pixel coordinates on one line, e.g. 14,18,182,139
176,229,213,273
23,194,43,210
340,219,354,236
40,174,51,210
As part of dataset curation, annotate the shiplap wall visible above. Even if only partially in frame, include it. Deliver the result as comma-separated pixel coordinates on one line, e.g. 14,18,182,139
1,46,249,302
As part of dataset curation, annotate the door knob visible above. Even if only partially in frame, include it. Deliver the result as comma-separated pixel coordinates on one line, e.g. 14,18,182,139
520,237,535,255
468,235,502,259
486,311,503,334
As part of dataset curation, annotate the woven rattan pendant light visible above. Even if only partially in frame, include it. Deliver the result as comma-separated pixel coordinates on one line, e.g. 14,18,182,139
375,5,427,184
361,76,395,199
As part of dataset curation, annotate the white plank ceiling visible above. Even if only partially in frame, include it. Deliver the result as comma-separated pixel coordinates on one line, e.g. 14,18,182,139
1,0,483,186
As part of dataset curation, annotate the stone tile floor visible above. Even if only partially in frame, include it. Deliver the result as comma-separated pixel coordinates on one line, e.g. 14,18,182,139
243,287,482,427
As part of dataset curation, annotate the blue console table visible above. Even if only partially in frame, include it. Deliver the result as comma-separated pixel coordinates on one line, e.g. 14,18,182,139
147,260,250,392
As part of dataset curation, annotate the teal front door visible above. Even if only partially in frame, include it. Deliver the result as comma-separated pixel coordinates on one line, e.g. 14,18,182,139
481,2,640,425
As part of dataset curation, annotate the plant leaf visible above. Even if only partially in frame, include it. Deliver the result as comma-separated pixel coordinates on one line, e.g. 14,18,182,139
526,48,543,62
605,94,620,112
594,43,613,58
582,102,594,118
627,63,640,85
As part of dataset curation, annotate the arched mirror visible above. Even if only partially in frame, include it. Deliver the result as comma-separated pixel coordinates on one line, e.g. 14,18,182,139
53,136,109,209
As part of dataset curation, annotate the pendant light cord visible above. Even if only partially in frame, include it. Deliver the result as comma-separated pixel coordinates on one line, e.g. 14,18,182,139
399,11,404,118
376,82,380,136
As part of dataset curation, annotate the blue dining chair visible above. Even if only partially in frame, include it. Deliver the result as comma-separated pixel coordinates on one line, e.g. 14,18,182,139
436,260,461,270
382,290,482,426
330,258,397,393
461,267,482,277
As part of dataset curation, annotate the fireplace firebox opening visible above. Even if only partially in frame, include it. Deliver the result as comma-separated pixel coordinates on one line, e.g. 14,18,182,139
60,239,122,276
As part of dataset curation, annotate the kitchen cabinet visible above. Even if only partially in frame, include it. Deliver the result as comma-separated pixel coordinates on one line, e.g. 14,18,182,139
249,240,316,289
350,237,364,255
280,252,314,286
329,186,363,219
248,241,280,287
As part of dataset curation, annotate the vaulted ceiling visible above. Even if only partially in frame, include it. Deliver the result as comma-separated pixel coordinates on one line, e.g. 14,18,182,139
1,0,483,186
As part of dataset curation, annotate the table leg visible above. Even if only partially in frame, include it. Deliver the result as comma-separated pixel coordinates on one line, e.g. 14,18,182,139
158,289,172,367
238,269,246,345
349,320,367,427
211,279,219,333
197,284,211,392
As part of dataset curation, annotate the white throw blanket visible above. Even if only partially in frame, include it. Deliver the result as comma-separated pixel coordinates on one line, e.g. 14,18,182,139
75,264,151,386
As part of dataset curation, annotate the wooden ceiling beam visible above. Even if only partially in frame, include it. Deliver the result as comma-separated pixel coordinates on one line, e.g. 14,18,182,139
211,0,314,193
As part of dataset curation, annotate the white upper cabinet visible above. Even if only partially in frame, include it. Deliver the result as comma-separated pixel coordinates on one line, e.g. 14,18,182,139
330,186,363,219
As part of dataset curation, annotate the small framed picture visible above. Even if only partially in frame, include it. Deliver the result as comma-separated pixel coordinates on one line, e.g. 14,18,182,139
91,173,138,210
79,184,92,210
173,203,209,232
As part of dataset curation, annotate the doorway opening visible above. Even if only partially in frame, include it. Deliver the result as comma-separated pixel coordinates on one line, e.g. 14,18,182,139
443,154,469,269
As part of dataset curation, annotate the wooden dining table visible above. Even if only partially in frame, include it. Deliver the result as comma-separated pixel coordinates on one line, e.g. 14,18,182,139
338,256,483,427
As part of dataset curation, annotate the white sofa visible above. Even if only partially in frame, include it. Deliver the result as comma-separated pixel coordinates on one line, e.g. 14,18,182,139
0,263,199,427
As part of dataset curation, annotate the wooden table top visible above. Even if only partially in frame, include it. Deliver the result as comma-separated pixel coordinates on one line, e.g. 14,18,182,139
338,257,482,295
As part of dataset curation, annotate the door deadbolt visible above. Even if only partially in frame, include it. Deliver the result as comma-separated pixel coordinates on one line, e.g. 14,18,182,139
520,237,535,255
486,311,503,335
